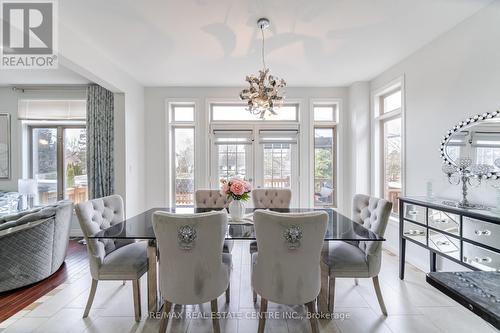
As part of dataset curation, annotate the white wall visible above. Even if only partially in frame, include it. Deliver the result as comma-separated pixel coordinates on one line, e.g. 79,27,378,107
0,88,22,192
347,82,371,213
59,23,146,218
144,87,349,212
370,1,500,271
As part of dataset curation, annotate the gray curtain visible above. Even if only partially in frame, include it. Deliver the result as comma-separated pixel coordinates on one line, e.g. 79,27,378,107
87,85,114,199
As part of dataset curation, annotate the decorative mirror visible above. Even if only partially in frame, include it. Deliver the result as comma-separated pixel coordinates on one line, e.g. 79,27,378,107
0,114,10,179
440,110,500,209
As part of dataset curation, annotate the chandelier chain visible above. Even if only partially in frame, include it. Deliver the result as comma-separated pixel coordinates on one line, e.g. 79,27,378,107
261,27,266,70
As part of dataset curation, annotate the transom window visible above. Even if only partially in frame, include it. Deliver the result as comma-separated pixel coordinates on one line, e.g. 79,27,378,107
211,104,298,121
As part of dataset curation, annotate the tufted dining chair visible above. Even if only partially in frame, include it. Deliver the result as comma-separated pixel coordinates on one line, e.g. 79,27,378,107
250,188,292,301
194,190,233,254
252,210,328,333
195,190,229,208
319,194,392,315
75,194,147,321
252,188,292,209
152,211,231,333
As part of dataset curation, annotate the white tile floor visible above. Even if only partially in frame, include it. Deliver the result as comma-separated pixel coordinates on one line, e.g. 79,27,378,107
1,242,498,333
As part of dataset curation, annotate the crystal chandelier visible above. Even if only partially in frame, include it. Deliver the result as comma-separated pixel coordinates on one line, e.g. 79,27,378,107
239,18,286,119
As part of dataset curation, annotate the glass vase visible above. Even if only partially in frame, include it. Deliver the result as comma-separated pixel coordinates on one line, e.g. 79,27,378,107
229,200,245,221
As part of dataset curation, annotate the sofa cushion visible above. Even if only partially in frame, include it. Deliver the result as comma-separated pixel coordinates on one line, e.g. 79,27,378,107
16,207,56,225
0,207,56,231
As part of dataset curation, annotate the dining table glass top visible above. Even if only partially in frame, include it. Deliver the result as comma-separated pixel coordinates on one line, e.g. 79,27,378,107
89,207,385,242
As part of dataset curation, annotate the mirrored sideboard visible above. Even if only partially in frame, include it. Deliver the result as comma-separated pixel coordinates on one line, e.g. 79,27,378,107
399,196,500,279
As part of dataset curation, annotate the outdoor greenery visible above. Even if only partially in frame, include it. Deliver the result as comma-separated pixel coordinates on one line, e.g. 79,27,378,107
314,148,333,180
65,130,87,188
175,134,195,194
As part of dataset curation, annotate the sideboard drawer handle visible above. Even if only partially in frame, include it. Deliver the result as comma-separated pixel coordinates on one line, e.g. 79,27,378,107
474,256,492,263
404,229,424,236
474,230,491,236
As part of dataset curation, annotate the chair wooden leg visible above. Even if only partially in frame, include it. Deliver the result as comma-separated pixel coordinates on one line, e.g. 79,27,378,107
83,279,98,318
253,290,257,303
132,279,141,321
354,278,359,286
328,277,335,313
306,301,319,333
226,282,230,303
319,261,329,313
258,298,268,333
159,300,172,333
211,299,220,333
372,276,387,316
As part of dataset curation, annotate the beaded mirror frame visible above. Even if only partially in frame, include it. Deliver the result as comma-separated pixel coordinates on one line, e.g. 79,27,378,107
439,110,500,180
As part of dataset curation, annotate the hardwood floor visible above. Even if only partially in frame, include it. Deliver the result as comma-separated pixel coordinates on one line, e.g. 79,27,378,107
0,239,88,323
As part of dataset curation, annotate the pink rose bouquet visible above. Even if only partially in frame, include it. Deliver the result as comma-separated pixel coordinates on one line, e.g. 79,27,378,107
220,177,252,201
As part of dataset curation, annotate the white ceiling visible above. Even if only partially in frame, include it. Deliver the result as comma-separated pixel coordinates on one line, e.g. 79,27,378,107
15,0,497,87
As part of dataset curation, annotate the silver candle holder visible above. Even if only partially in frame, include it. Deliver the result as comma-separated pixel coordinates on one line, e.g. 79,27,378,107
442,157,494,210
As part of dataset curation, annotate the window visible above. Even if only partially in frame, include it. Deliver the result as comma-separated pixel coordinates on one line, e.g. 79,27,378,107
218,144,248,180
375,87,403,215
263,143,292,188
211,104,298,121
30,125,88,205
314,105,336,122
313,104,337,207
170,103,195,207
382,90,401,113
209,104,300,205
171,104,194,122
383,117,401,214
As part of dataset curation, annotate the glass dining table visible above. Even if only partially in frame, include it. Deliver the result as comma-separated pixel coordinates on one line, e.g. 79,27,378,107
89,207,385,313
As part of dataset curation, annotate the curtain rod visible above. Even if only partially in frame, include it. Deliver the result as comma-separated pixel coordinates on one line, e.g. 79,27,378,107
11,85,90,93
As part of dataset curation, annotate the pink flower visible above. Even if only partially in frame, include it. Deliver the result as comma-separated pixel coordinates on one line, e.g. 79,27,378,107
220,183,230,195
244,181,252,192
230,181,246,196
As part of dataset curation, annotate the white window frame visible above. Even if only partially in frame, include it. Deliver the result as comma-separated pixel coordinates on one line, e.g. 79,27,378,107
167,101,197,208
22,120,87,203
209,102,299,123
207,100,301,207
309,99,343,209
311,102,339,208
371,76,406,217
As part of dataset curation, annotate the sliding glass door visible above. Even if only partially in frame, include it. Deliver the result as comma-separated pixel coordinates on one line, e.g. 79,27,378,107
30,125,88,205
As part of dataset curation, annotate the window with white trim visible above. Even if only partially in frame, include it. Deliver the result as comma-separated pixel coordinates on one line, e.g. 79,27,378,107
20,99,88,204
211,104,298,121
313,104,337,207
169,103,195,207
209,103,300,206
375,88,402,216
